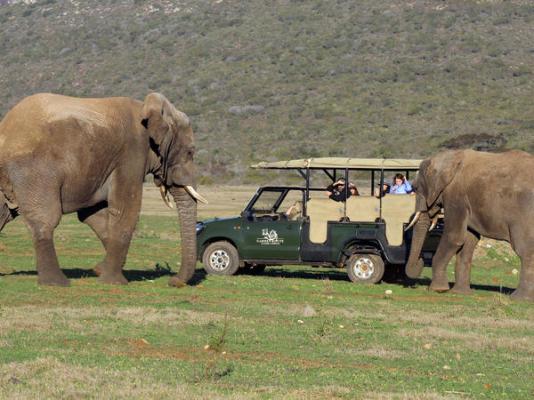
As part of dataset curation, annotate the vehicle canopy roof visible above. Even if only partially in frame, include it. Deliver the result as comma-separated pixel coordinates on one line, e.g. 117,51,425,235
251,157,423,171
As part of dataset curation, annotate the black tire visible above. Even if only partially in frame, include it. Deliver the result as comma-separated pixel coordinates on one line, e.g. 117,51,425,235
202,241,240,276
346,253,385,284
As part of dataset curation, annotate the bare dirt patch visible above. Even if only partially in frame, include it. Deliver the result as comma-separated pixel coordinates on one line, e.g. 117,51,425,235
141,184,256,218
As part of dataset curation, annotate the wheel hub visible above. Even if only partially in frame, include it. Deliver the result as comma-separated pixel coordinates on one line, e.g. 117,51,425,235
353,257,374,279
209,250,230,271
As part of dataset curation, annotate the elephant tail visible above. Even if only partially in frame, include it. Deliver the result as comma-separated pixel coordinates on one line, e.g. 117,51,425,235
0,192,17,232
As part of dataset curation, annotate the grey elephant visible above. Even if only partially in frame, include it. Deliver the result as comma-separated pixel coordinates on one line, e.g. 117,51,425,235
0,92,206,287
404,149,534,301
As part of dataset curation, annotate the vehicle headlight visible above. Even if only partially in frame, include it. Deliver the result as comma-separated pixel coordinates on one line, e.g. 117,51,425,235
196,222,205,234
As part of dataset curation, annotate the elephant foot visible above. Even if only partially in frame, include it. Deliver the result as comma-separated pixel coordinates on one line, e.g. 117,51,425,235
429,280,450,292
98,272,128,285
38,272,70,287
510,288,534,302
93,263,104,277
168,276,187,288
450,285,474,295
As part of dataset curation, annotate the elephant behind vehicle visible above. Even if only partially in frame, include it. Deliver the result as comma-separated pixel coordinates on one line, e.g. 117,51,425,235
405,149,534,301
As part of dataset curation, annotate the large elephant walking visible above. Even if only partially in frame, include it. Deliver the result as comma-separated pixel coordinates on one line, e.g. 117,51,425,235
0,92,206,287
405,149,534,301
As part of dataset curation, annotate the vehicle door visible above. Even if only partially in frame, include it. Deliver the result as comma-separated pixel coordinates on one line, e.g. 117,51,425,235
240,188,302,261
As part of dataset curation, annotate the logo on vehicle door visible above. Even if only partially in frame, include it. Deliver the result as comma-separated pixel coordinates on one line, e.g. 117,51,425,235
257,228,284,245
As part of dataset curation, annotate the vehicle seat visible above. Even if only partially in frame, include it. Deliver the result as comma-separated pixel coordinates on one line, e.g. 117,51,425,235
306,198,344,243
345,196,380,223
381,195,416,246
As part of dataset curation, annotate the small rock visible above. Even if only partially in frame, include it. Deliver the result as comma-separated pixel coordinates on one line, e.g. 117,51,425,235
423,343,432,350
297,320,304,324
59,47,72,56
203,344,210,350
385,289,393,295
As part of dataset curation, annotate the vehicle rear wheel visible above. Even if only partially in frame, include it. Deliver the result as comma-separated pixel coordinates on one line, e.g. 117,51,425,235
202,241,240,276
346,253,385,284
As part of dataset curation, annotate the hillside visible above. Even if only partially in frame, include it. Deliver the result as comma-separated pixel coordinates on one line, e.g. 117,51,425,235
0,0,533,183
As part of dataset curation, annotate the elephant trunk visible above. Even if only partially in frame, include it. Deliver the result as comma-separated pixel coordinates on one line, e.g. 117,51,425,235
168,186,198,287
405,211,431,279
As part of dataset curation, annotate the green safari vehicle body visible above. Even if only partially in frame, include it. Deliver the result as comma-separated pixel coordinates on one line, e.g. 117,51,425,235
196,158,443,283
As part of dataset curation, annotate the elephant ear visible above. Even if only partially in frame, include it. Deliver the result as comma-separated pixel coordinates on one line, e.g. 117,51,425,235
140,93,189,148
424,150,464,208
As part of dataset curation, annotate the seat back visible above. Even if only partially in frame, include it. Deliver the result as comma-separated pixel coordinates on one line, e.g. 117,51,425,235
345,196,380,223
381,195,416,246
306,198,344,243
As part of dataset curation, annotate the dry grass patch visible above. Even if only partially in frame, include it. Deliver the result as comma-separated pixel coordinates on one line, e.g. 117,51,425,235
347,346,406,360
0,357,260,400
365,392,467,400
398,326,534,354
395,311,534,331
0,306,228,336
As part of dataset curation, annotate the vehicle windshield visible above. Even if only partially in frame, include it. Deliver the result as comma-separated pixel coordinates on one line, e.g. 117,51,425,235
250,190,284,214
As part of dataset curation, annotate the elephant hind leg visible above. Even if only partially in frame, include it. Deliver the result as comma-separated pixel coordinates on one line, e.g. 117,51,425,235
23,204,68,286
450,230,480,295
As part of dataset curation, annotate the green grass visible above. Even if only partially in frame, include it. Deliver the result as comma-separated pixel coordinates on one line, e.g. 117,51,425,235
0,215,532,399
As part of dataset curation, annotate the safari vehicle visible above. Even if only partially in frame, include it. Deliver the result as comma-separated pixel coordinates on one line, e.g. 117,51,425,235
196,158,443,284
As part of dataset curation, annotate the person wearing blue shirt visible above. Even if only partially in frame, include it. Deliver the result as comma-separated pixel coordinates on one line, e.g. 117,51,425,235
390,173,412,194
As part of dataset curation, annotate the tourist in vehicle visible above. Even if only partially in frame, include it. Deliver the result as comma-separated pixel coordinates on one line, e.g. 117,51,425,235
285,201,302,220
390,173,412,194
349,182,359,196
326,178,351,202
376,182,390,197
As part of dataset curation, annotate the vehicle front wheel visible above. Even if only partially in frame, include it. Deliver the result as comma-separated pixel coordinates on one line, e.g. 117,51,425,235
346,253,385,284
202,241,240,276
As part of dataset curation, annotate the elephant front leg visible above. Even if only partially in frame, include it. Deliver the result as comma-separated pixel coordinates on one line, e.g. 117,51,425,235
78,204,109,276
430,205,468,292
97,175,143,285
450,230,479,295
511,253,534,302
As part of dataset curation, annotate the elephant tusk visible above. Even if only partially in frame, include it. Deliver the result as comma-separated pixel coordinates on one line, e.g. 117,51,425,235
405,211,421,231
160,186,174,209
429,215,439,232
185,185,208,204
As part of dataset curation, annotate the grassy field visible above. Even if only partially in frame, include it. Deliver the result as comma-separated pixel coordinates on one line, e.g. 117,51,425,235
0,186,533,399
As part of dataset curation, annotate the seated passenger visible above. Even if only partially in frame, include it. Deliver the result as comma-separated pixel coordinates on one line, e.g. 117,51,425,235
349,183,359,197
390,173,412,195
285,201,302,220
326,178,351,202
376,182,390,198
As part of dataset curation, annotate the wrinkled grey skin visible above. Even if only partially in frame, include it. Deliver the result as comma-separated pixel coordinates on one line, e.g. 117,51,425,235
406,149,534,301
0,92,198,287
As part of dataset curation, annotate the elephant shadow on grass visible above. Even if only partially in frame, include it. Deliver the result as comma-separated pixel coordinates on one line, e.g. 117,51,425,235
400,276,515,295
0,263,207,286
244,267,516,295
